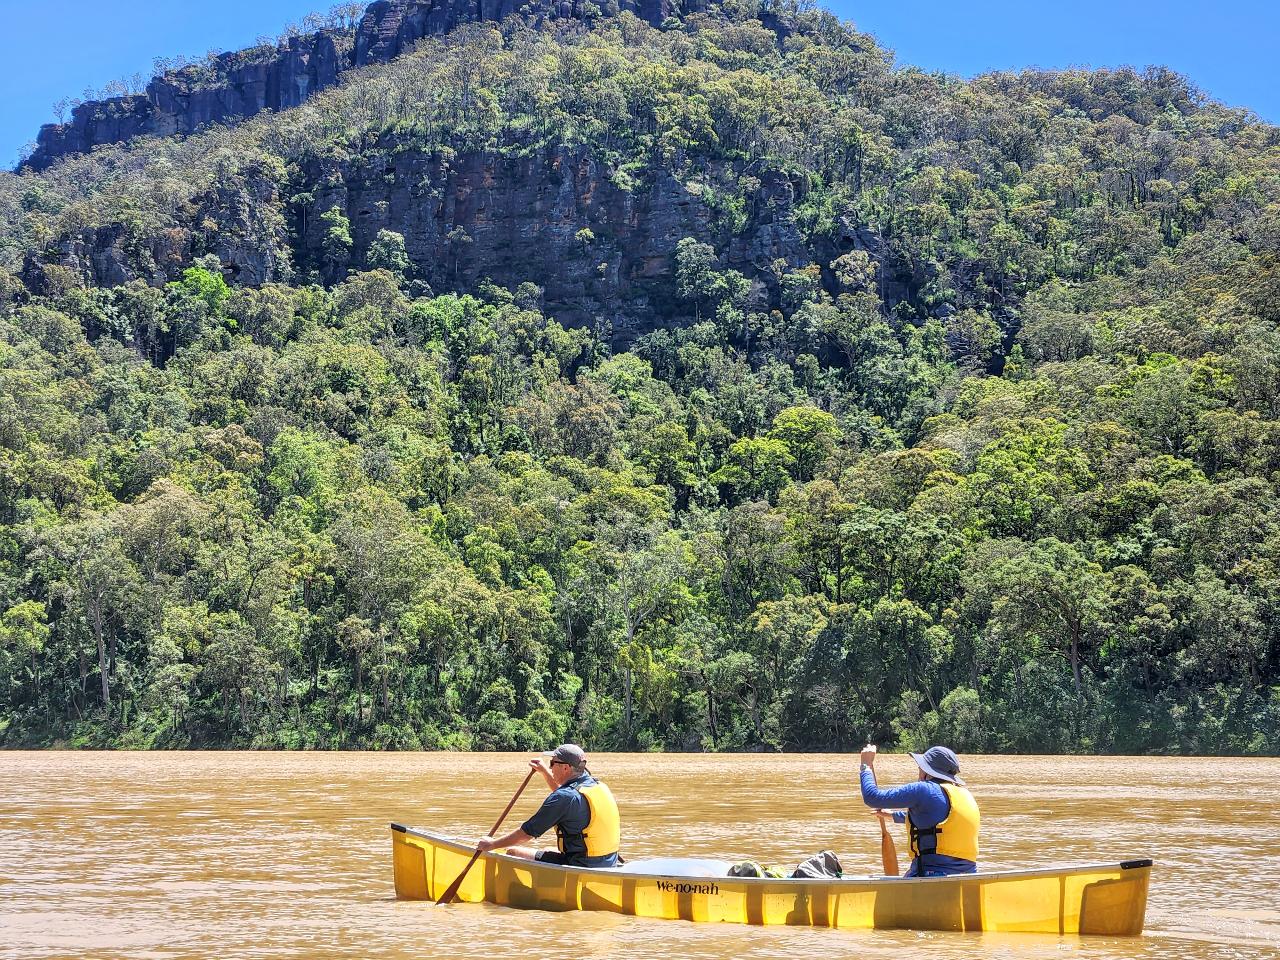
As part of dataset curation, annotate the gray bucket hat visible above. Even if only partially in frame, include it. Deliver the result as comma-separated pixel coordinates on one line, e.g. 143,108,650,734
910,745,965,785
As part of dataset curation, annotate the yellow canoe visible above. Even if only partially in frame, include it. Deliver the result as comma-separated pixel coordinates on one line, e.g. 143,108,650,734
390,824,1151,936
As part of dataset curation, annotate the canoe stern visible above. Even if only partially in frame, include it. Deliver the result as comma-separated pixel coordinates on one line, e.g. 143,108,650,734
1078,860,1152,937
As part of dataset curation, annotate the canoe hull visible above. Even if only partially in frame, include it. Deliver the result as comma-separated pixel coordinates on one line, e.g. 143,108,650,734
391,825,1150,936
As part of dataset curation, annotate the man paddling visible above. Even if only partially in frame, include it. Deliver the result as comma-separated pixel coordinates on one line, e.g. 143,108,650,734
475,743,620,868
859,743,979,877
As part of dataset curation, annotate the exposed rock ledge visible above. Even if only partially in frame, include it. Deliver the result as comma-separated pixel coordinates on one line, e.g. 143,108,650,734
25,0,707,171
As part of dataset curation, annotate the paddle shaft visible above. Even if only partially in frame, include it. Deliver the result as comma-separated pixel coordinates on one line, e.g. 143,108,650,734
436,766,539,905
866,759,900,877
879,814,900,877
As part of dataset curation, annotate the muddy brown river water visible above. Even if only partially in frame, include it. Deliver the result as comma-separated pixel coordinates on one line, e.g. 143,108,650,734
1,752,1277,959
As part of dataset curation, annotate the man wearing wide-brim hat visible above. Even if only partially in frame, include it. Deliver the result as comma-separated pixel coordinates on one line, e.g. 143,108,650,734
476,744,621,868
859,743,980,878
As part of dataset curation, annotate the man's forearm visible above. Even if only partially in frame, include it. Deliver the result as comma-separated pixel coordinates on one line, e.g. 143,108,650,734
860,765,902,808
860,765,886,806
860,767,927,809
489,827,533,849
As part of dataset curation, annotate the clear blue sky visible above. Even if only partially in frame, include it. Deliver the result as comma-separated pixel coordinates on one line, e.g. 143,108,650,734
1,0,1276,169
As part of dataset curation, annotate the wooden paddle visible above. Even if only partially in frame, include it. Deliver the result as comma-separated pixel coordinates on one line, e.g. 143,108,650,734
863,744,900,877
436,766,538,905
878,812,900,877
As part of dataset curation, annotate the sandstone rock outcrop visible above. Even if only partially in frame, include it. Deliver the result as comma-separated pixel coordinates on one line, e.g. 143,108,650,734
25,0,711,170
23,144,815,347
352,0,695,64
294,144,806,342
29,33,342,170
20,0,827,347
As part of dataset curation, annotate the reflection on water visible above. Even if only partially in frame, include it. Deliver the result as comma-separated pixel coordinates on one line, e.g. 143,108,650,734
1,752,1278,959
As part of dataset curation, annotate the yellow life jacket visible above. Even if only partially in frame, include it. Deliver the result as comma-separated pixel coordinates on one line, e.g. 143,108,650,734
907,782,980,864
555,778,620,859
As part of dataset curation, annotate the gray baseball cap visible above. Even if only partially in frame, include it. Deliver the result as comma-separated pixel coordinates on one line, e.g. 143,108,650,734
544,743,588,769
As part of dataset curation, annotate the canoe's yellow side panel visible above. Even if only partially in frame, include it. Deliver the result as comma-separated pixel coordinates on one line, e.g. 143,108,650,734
1078,870,1150,937
391,829,1149,936
391,833,430,901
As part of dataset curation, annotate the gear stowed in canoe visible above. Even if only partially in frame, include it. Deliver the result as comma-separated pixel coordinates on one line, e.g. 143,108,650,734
391,825,1152,936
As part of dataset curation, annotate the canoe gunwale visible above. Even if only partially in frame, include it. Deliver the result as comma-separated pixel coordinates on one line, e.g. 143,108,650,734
392,823,1152,887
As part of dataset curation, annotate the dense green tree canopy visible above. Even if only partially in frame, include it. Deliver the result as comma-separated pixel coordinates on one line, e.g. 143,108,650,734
0,5,1278,752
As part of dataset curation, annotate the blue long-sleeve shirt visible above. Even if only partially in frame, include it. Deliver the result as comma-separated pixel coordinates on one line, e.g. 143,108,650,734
860,768,976,877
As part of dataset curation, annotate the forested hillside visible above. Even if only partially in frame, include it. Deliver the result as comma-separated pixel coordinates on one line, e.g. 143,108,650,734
1,2,1278,752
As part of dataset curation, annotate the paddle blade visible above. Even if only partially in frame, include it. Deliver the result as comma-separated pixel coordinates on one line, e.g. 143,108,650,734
436,849,482,905
436,766,538,905
880,818,900,877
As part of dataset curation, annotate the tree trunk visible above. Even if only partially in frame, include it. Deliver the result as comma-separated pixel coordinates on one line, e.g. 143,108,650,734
379,641,390,716
923,680,939,713
355,654,363,726
107,618,118,680
1070,627,1083,704
623,666,634,745
92,603,111,711
706,686,719,750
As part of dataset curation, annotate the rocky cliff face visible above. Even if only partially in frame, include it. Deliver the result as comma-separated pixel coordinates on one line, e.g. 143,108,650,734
28,34,343,171
25,0,701,171
352,0,694,64
147,34,343,136
295,144,807,341
19,0,831,345
22,158,291,293
23,144,820,346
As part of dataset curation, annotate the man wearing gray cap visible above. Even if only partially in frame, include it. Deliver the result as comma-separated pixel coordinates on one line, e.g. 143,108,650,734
858,743,980,878
475,744,620,868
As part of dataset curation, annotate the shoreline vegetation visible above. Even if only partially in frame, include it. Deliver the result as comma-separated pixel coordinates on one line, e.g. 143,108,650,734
2,5,1279,755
